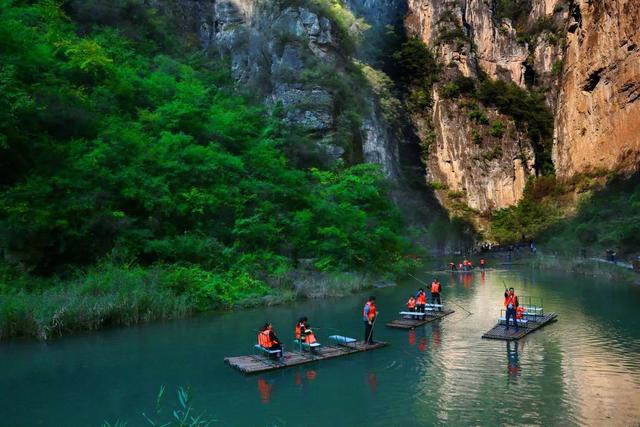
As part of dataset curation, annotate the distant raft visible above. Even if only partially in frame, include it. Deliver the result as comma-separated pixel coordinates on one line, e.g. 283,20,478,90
482,302,558,341
386,305,455,329
225,336,387,374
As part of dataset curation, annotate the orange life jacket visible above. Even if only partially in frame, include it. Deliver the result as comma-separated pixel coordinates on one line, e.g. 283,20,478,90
258,330,273,348
295,323,303,340
304,330,317,344
417,293,426,304
505,294,518,308
407,297,416,309
431,281,440,293
516,306,525,319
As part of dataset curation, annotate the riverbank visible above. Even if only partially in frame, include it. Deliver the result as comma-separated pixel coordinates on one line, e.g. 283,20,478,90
520,253,640,285
0,262,405,341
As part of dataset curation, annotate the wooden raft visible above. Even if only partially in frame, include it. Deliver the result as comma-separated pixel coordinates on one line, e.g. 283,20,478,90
482,312,558,341
385,309,455,329
225,341,387,374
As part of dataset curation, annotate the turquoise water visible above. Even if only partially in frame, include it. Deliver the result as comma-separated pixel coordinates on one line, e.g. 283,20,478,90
1,266,640,426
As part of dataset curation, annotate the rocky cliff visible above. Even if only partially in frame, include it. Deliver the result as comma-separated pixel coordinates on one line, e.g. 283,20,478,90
158,0,638,237
554,0,640,178
406,0,640,216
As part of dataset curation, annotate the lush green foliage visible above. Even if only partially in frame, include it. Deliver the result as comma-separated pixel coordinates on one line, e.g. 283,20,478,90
490,176,563,243
392,38,439,113
0,1,411,338
543,174,640,254
477,79,554,174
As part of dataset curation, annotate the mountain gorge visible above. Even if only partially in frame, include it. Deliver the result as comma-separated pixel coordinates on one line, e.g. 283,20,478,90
168,0,639,235
0,0,639,339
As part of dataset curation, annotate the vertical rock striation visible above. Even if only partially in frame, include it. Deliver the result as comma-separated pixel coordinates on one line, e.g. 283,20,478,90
554,0,640,178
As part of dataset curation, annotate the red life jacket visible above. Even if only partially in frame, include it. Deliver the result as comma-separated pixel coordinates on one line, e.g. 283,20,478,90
368,303,377,321
258,330,273,347
417,293,426,304
407,297,416,309
458,263,463,269
363,302,370,319
431,281,441,293
505,294,518,308
516,306,525,319
480,259,485,265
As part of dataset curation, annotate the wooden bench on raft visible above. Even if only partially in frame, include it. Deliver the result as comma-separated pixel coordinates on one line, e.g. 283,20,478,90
254,344,283,358
328,335,357,348
498,317,529,327
399,311,427,317
293,339,322,353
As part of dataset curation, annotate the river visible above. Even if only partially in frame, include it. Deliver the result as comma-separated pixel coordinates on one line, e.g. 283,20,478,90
1,265,640,426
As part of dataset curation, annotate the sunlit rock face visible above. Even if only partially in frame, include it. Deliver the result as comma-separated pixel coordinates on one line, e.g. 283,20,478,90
406,0,639,214
405,0,540,213
553,0,640,178
427,92,535,213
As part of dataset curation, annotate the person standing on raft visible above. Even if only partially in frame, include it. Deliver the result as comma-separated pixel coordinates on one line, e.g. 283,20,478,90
480,258,485,269
258,323,283,358
416,289,427,315
504,288,519,331
363,296,378,345
431,279,442,309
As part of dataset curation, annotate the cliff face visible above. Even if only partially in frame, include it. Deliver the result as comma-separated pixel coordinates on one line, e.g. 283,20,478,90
405,0,546,214
161,0,638,231
405,0,639,216
162,0,365,166
554,0,640,178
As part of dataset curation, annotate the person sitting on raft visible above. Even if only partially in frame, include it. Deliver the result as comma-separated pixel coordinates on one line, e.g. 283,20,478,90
416,289,427,315
504,288,519,331
301,323,317,345
406,295,417,319
258,323,283,358
430,279,442,309
449,262,456,271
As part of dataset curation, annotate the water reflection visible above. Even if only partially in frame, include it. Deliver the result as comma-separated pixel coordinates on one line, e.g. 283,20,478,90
506,341,521,379
367,373,378,393
408,330,416,346
257,378,272,403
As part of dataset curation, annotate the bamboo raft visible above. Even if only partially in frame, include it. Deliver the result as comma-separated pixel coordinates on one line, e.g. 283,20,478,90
225,340,388,374
385,309,455,329
482,312,558,341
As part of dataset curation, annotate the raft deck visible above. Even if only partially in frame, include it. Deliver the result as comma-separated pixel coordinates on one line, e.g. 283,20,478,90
225,341,387,374
385,309,455,329
482,312,558,341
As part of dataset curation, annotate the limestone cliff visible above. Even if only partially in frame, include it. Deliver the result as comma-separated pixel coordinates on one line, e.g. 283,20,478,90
554,0,640,178
406,0,640,216
405,0,544,215
159,0,371,166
